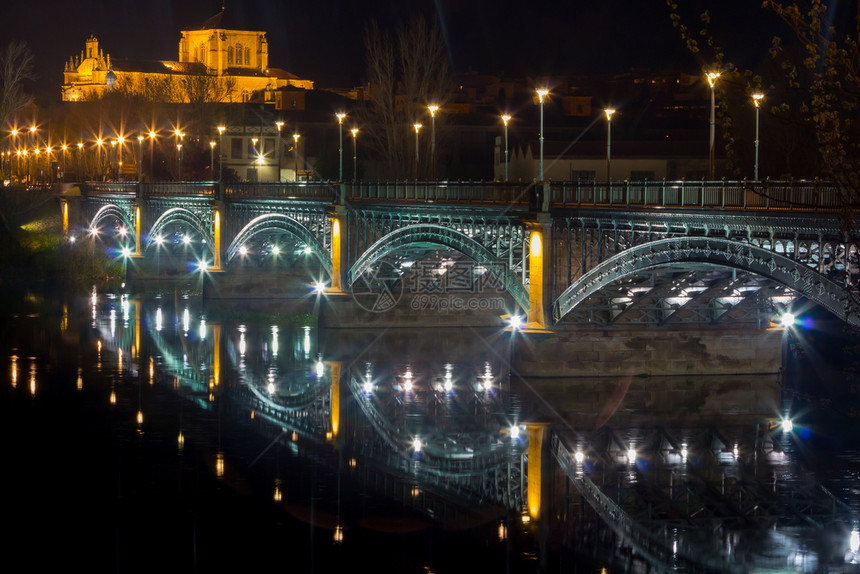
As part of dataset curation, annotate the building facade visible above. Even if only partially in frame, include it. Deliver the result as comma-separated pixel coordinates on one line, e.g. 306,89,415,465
62,10,312,103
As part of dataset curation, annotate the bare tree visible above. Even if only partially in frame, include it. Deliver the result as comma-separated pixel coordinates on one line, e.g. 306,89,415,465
360,17,452,179
0,41,36,130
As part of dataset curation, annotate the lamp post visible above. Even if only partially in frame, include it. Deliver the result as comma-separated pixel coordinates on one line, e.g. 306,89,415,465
251,136,258,179
148,130,156,180
217,126,225,182
293,133,300,181
28,126,36,186
116,135,124,180
77,142,83,182
752,93,764,181
111,140,117,181
501,114,511,182
10,129,18,184
427,105,438,179
33,147,40,186
350,128,358,181
336,113,346,182
707,71,720,180
174,129,184,181
61,144,67,181
209,141,216,181
604,108,615,181
96,138,104,181
275,121,283,182
137,136,144,181
413,123,422,180
45,146,52,185
536,89,549,181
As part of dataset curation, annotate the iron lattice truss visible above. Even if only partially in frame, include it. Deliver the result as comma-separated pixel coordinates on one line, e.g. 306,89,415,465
554,212,860,325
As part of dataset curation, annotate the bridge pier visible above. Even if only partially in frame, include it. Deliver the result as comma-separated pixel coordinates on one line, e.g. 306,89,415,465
525,215,553,331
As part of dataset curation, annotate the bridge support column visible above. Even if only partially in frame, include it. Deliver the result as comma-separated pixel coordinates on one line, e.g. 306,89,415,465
133,205,142,257
211,205,223,271
525,215,553,331
328,206,346,293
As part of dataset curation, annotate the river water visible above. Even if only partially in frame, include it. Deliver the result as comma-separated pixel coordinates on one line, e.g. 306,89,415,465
3,286,860,573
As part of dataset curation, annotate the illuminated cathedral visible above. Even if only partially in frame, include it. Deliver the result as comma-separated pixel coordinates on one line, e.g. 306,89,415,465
61,8,313,102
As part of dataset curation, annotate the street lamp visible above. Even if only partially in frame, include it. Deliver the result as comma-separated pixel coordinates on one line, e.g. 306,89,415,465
61,144,68,181
76,142,83,181
111,140,117,180
427,105,438,179
177,143,182,180
413,123,422,180
148,130,156,180
707,71,720,179
116,135,124,180
604,108,616,181
350,128,358,181
293,133,300,181
275,121,283,182
137,136,144,181
217,126,226,182
536,89,549,182
501,114,511,182
28,126,36,186
752,93,764,181
96,138,104,181
336,113,346,182
209,141,216,181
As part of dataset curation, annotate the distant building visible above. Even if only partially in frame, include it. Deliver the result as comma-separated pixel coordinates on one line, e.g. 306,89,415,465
61,9,312,103
496,139,716,182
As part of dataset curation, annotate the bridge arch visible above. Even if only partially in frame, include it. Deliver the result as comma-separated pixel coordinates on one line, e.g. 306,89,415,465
145,207,214,254
347,223,530,312
553,237,860,325
89,204,135,239
226,213,333,278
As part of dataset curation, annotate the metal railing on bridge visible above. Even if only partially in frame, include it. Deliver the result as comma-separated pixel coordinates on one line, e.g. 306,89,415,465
550,180,842,211
79,180,845,212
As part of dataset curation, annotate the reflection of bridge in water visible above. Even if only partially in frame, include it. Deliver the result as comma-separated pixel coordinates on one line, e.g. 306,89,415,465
90,293,858,571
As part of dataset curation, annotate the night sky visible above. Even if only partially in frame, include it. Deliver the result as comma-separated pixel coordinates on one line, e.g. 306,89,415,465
3,0,782,100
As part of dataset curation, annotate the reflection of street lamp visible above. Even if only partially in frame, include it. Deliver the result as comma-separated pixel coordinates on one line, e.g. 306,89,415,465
275,121,283,182
501,114,511,182
707,71,720,179
604,108,615,181
536,89,549,182
350,128,358,181
336,113,346,182
427,105,438,179
752,93,764,181
217,126,225,182
413,123,422,180
292,133,300,180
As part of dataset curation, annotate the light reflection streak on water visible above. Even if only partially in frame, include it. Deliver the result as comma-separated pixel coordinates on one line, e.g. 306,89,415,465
182,308,190,333
81,295,860,572
10,354,17,388
28,360,36,395
271,326,278,357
